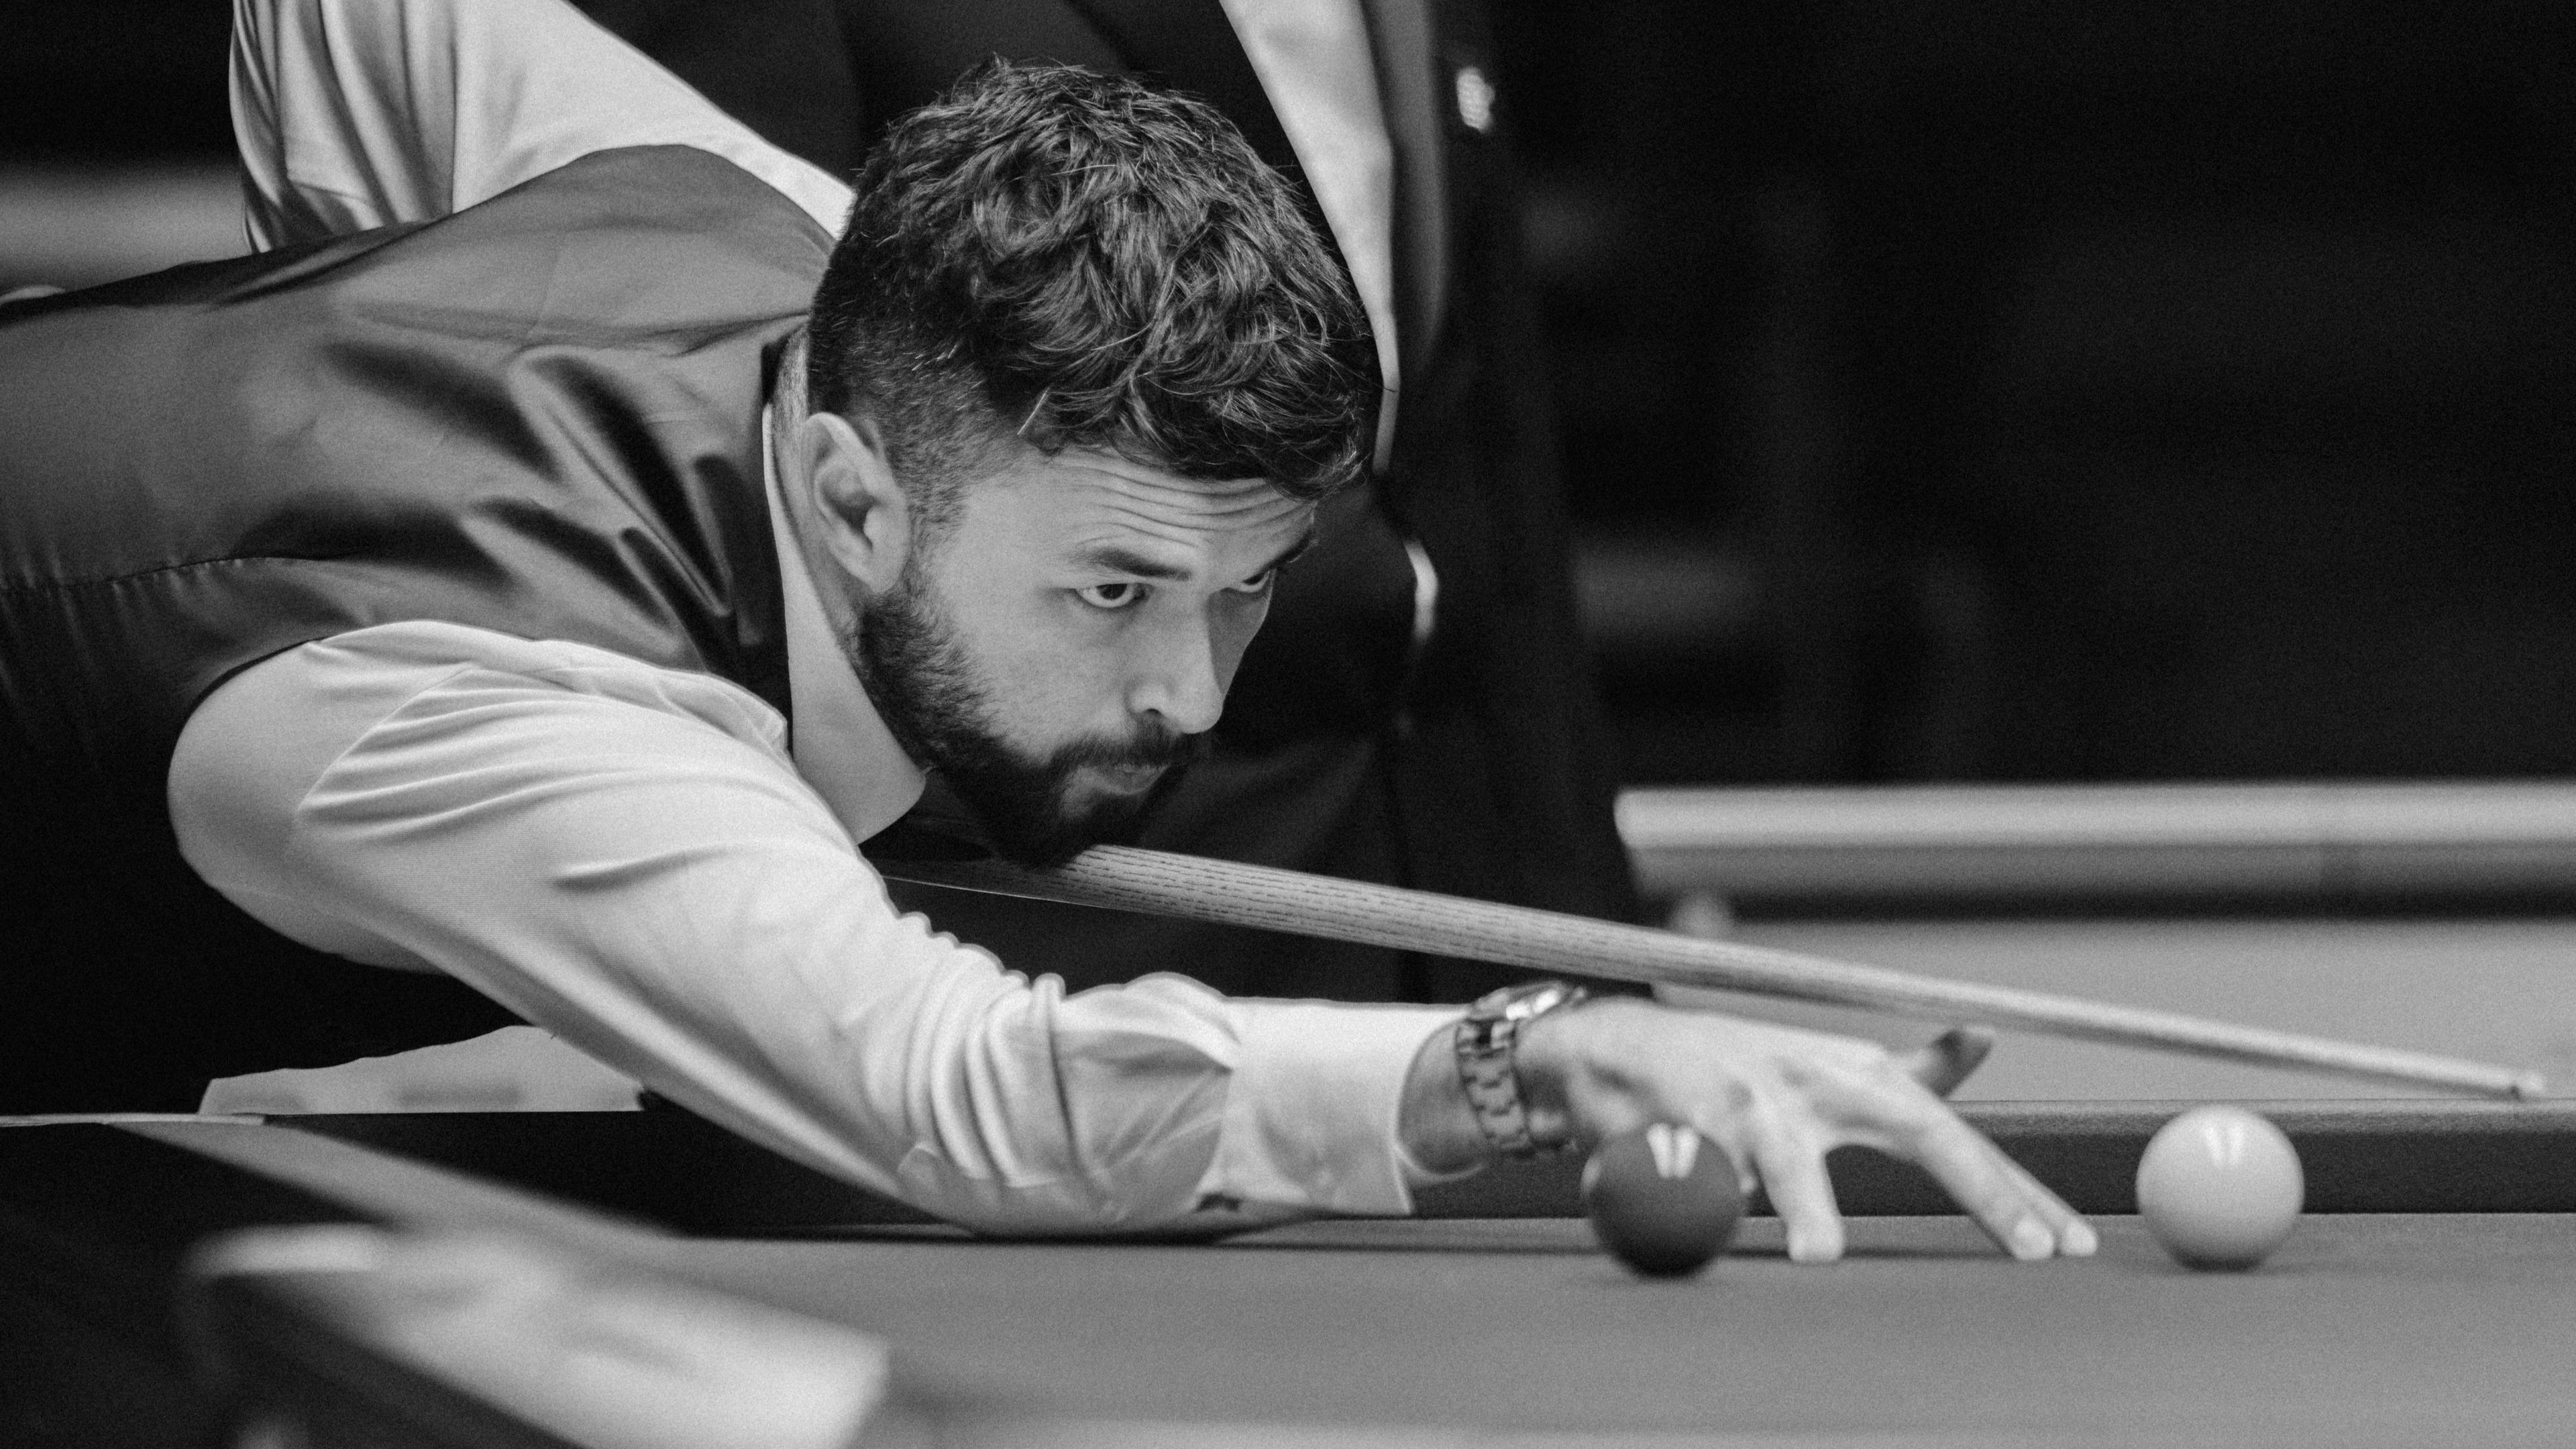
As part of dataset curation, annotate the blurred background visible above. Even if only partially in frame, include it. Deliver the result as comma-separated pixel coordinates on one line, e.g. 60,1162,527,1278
9,0,2575,791
1503,0,2576,790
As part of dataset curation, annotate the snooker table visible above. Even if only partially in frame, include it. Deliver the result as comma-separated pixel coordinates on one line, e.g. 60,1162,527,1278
7,1100,2576,1446
25,779,2576,1442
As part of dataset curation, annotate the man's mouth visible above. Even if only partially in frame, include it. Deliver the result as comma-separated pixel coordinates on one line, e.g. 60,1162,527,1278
1075,761,1166,797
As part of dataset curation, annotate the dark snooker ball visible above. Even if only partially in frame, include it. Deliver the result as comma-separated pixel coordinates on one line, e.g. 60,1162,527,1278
1580,1123,1743,1278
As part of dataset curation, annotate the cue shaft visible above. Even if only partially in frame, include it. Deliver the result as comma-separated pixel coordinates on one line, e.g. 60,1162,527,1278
881,845,2547,1100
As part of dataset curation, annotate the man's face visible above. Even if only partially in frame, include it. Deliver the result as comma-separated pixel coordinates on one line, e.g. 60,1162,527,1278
847,445,1313,865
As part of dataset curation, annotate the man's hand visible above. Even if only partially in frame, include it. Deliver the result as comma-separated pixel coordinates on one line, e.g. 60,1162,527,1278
1401,999,2096,1265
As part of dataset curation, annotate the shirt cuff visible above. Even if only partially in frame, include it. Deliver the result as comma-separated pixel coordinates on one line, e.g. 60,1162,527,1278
1198,1001,1461,1218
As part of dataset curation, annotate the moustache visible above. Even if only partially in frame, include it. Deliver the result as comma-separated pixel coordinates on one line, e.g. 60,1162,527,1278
1053,724,1210,775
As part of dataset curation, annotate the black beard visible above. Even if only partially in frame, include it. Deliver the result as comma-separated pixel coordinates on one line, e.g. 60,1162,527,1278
847,565,1206,866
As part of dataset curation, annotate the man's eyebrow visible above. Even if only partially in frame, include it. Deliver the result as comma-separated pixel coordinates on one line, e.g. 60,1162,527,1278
1073,545,1197,582
1258,524,1320,576
1073,523,1318,584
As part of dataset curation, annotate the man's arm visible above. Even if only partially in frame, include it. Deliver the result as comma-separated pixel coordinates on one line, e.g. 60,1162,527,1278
229,0,853,245
171,622,1450,1234
171,622,2090,1254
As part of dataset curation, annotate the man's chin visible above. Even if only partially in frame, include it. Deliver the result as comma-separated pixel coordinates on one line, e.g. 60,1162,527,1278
977,775,1168,868
984,805,1146,868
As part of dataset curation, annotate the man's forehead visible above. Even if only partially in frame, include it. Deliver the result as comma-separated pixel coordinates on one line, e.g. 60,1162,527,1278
978,445,1311,544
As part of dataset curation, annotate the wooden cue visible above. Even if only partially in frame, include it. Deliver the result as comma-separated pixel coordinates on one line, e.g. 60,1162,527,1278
880,844,2549,1100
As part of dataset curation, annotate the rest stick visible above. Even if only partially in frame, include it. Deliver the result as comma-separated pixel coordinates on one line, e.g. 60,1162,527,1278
881,845,2547,1100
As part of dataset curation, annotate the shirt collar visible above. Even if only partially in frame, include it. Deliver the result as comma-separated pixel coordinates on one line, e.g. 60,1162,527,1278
761,375,927,844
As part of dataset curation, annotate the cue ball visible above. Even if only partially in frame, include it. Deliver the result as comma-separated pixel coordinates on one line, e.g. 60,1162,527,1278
1581,1123,1743,1278
2135,1106,2304,1270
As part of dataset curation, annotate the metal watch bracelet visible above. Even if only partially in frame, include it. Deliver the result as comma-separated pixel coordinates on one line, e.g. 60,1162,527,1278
1454,980,1591,1159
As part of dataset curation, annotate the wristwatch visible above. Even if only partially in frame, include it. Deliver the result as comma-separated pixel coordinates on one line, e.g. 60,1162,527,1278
1454,979,1591,1159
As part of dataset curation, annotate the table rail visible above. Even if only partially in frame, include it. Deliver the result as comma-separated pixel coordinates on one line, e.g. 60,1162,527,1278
247,1104,2576,1228
1618,780,2576,908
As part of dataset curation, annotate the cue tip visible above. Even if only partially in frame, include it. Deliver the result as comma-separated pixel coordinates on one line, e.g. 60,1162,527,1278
2508,1071,2551,1101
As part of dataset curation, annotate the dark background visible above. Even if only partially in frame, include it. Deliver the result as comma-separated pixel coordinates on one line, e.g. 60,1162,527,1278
7,0,2574,787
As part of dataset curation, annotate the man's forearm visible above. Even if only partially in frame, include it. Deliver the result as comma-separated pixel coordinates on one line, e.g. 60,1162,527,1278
1397,1018,1492,1175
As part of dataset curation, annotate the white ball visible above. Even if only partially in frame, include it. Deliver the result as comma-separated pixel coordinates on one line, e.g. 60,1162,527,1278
2135,1106,2305,1269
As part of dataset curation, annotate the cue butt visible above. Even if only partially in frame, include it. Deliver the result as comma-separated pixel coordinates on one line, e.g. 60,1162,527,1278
881,845,2548,1101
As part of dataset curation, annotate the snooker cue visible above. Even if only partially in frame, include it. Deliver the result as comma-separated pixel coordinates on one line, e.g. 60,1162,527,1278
879,845,2548,1100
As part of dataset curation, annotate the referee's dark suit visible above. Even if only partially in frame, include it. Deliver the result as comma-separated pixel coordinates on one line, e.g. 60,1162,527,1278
594,0,1642,1002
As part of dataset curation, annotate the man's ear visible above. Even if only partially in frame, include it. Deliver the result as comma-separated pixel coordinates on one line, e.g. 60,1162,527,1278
794,409,910,593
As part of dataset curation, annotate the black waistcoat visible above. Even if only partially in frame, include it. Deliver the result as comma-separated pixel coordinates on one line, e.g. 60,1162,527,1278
0,147,819,1109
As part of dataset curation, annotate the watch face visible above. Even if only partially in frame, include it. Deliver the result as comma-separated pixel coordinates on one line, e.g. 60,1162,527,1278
1504,984,1569,1020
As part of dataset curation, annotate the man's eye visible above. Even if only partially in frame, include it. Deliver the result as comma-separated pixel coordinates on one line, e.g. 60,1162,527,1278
1077,582,1146,610
1231,569,1277,596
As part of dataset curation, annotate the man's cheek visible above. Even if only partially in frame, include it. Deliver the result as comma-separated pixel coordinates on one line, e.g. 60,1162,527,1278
1001,666,1105,754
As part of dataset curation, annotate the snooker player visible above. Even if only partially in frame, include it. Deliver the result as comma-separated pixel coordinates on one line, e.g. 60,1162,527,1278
0,0,2092,1262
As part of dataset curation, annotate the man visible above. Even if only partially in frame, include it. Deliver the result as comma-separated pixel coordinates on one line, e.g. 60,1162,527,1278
0,0,2090,1260
568,0,1641,1003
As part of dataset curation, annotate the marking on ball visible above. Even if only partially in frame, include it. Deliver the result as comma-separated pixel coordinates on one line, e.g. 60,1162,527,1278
1645,1122,1701,1179
2194,1116,2260,1167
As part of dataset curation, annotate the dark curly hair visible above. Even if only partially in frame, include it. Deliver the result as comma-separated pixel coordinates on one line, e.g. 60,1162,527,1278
804,62,1377,531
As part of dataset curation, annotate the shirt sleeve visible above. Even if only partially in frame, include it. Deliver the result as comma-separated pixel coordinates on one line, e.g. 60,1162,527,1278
168,622,1455,1234
229,0,854,246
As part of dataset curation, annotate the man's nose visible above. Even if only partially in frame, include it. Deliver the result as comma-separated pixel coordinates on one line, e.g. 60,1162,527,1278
1126,614,1226,735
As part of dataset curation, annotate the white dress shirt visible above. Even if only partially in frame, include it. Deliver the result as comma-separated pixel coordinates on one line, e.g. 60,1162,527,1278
184,0,1461,1235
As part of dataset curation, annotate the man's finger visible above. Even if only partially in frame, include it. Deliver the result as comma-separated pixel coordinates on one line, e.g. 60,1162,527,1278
1996,1150,2098,1257
1898,1026,1994,1099
1902,1114,2077,1261
1743,1113,1845,1265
